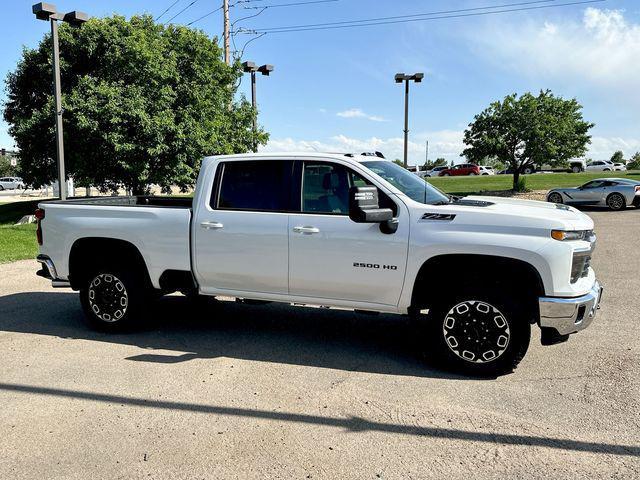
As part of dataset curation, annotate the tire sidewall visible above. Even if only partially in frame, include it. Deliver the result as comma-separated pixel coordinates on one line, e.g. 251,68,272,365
80,267,147,331
424,292,531,376
607,193,626,211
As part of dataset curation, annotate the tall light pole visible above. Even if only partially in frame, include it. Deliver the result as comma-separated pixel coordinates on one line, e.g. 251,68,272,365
32,3,88,200
242,61,274,153
395,72,423,168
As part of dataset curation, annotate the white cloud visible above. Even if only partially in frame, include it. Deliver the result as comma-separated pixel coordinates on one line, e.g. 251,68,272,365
473,8,640,96
262,129,465,165
336,108,386,122
587,136,640,160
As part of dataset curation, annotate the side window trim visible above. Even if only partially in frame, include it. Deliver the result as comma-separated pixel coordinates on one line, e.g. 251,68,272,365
210,160,295,213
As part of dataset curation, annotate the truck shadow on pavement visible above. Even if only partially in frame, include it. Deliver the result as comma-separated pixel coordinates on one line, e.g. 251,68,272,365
0,291,468,380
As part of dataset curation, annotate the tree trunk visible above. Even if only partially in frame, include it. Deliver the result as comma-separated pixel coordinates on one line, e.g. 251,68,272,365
512,168,520,191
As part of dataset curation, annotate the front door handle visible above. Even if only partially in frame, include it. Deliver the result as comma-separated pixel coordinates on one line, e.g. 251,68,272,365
201,221,224,230
293,226,320,235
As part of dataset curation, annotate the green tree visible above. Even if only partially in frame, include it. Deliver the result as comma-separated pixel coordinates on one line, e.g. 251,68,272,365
627,152,640,170
393,159,404,167
423,157,447,170
610,150,624,164
462,90,593,190
4,15,266,194
0,155,15,177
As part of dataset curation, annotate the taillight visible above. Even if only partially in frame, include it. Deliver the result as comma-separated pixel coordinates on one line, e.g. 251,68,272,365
35,208,44,245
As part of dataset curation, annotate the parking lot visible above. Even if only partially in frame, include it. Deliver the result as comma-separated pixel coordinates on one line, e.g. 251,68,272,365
0,209,638,479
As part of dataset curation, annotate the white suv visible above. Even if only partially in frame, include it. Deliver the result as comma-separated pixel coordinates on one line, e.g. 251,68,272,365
586,160,614,172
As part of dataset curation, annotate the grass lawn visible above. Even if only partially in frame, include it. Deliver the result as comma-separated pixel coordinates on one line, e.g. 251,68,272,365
0,200,40,264
427,170,640,195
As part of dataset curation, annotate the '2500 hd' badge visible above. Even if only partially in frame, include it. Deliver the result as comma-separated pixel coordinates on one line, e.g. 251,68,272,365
353,262,397,270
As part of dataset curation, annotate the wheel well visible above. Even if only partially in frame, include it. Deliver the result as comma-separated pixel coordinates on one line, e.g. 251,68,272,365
411,254,545,310
68,238,151,290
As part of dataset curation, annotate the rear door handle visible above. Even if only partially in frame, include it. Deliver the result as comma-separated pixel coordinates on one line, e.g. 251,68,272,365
201,221,224,230
293,226,320,235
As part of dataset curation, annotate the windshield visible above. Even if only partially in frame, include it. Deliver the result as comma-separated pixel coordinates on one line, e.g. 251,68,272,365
361,161,450,205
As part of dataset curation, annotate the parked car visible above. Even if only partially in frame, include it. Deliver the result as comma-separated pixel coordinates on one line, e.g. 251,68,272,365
547,178,640,211
478,166,495,175
585,160,615,172
0,177,25,190
438,163,480,176
613,163,627,171
35,153,602,376
424,166,448,177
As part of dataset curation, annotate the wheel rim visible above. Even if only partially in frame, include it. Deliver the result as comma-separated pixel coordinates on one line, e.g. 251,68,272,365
88,273,128,322
549,193,562,204
608,194,623,210
442,300,511,364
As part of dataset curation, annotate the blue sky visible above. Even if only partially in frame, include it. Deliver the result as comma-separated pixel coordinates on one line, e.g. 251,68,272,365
2,0,639,165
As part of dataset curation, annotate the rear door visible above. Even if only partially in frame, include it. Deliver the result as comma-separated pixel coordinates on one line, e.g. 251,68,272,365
193,160,293,295
287,160,409,306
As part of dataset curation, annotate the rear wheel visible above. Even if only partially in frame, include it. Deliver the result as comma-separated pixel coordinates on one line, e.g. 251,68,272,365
80,266,149,331
523,167,534,175
571,165,582,173
547,192,563,204
442,173,450,177
606,192,626,211
421,291,531,376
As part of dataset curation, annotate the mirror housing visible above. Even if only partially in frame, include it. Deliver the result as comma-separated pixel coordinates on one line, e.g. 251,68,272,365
349,186,395,227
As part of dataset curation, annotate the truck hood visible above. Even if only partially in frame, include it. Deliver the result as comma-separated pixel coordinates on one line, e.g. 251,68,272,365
462,195,594,230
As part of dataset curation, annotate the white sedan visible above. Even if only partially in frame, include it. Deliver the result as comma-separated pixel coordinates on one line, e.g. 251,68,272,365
0,177,25,190
478,166,496,175
585,160,615,172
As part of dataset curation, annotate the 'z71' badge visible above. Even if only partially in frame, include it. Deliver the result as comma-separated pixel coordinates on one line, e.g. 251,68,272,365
353,262,397,270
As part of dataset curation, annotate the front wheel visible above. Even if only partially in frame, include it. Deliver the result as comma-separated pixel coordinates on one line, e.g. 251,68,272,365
80,267,149,331
547,192,563,204
424,293,531,376
571,165,582,173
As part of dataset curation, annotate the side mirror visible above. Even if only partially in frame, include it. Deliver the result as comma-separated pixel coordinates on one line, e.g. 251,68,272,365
349,186,397,233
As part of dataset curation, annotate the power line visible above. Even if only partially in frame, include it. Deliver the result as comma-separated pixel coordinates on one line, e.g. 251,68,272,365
165,0,203,24
155,0,184,21
248,0,605,33
187,5,224,26
243,0,339,9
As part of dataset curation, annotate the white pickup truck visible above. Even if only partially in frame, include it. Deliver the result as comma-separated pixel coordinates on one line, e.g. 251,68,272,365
35,153,603,376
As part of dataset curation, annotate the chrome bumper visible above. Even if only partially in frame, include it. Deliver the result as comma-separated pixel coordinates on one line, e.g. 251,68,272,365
36,254,71,288
538,280,603,335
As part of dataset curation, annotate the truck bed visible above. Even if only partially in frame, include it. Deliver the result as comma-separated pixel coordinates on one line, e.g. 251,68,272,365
38,196,193,289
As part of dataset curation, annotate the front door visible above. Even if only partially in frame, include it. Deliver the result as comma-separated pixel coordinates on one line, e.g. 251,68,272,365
193,160,293,295
288,160,409,306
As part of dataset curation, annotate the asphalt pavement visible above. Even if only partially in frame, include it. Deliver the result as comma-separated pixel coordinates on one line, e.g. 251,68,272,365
0,209,638,479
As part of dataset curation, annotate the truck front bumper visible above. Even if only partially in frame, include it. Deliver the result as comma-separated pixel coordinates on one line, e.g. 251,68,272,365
538,279,603,336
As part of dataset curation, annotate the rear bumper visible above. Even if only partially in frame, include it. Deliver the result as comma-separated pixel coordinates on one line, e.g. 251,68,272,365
538,279,603,335
36,254,70,288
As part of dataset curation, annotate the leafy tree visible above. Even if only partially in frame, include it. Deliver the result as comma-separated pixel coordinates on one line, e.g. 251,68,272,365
462,90,593,190
423,157,447,170
0,155,15,177
627,152,640,170
4,15,266,194
393,159,404,167
610,150,624,164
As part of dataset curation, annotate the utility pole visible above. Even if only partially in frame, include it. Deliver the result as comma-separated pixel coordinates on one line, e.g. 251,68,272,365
425,140,429,165
394,73,423,168
242,62,274,152
223,0,230,65
32,3,88,200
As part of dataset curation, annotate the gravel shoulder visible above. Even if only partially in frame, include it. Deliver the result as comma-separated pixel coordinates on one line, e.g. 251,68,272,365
0,210,638,479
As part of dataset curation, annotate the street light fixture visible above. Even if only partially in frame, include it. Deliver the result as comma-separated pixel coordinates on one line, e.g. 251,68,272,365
395,72,424,168
242,61,274,153
32,2,89,200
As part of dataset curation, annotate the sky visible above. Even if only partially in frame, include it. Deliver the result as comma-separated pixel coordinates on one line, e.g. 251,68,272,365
1,0,639,166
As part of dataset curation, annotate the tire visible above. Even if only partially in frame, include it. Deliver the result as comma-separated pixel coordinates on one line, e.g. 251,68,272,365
442,173,450,177
523,167,533,175
482,173,489,176
469,172,478,176
606,192,626,211
547,192,563,204
571,165,582,173
603,168,611,172
79,265,150,331
422,291,531,377
0,185,4,191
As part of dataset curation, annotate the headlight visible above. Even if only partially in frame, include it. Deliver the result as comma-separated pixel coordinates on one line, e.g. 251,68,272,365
551,230,590,241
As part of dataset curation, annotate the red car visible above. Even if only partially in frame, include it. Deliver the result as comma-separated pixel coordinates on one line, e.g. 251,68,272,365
438,163,480,176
